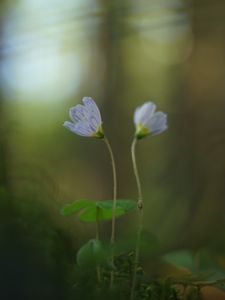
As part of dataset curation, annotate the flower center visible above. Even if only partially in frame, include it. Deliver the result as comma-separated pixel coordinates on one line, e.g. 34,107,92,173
92,125,104,139
135,124,150,139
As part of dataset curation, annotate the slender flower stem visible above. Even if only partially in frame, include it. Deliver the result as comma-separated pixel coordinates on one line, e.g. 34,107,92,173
103,137,117,289
130,138,144,300
131,138,143,208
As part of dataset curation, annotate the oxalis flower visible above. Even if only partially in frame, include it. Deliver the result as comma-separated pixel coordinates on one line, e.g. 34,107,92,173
134,102,168,139
63,97,104,138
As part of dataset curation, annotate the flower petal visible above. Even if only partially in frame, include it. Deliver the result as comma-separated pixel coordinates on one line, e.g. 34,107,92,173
63,121,77,133
63,121,93,137
147,112,168,135
69,104,89,122
151,124,168,136
134,106,141,124
134,102,156,126
82,97,102,125
88,116,100,131
73,121,94,137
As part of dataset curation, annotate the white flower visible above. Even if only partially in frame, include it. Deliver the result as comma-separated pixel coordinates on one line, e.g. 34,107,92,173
134,102,168,139
63,97,104,138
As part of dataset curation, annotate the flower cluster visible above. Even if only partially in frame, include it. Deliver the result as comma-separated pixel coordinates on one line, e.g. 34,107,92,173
63,96,169,295
63,97,168,139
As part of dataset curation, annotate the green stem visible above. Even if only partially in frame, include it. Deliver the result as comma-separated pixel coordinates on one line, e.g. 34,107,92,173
131,138,143,208
96,206,101,283
103,137,117,289
130,138,144,300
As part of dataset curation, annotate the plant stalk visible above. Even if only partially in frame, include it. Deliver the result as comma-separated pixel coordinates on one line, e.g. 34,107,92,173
130,138,144,300
103,137,117,288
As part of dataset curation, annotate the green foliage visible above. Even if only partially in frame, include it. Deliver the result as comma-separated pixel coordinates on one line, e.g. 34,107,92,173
138,280,182,300
61,199,136,222
163,250,195,272
114,252,135,280
61,199,95,216
161,249,225,298
77,239,108,268
79,205,124,222
163,249,225,280
97,199,136,212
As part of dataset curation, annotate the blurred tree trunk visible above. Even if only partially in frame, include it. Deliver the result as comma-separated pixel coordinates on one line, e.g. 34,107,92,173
98,1,132,200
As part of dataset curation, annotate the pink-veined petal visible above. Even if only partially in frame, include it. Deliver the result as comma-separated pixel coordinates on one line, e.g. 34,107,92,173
82,97,102,126
69,104,89,122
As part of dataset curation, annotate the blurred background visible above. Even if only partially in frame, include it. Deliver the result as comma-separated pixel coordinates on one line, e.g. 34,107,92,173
1,0,225,298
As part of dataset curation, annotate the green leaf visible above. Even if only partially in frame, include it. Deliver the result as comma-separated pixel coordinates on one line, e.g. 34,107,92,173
60,199,94,216
61,199,137,222
163,250,195,272
79,205,124,222
97,199,137,212
77,239,108,267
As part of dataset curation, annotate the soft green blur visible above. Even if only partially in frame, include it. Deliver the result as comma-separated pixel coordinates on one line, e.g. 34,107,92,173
1,0,225,298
